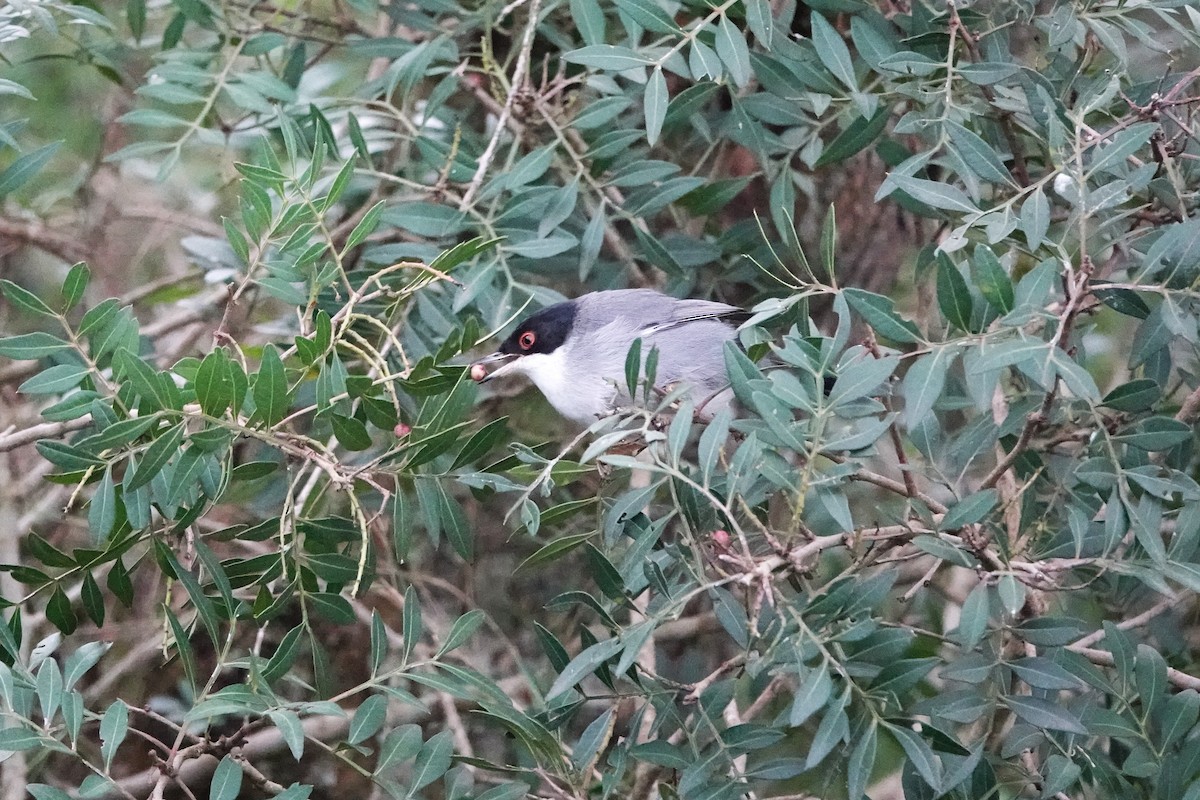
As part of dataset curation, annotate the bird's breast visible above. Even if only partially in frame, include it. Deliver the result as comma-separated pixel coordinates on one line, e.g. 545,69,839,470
516,347,617,425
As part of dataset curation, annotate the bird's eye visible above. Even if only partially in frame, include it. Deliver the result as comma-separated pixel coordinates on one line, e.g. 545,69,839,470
519,331,536,350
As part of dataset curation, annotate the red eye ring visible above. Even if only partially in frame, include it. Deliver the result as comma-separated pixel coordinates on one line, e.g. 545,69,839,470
519,331,536,350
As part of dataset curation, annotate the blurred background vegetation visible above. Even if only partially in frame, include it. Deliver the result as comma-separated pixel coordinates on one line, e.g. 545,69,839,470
1,0,1199,798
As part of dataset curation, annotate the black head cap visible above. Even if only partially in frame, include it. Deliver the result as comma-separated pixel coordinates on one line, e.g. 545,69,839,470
499,300,578,356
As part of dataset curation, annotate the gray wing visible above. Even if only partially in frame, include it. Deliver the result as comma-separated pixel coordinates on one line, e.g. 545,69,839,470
637,297,747,336
573,289,744,409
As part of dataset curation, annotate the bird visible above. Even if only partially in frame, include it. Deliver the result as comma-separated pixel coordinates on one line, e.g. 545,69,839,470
470,289,747,426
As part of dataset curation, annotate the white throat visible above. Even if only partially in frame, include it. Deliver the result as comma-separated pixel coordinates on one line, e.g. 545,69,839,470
511,347,614,425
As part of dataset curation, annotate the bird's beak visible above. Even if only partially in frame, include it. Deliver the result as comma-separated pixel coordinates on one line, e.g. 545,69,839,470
470,351,520,383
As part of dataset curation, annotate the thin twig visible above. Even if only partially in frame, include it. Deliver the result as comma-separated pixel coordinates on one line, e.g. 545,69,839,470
0,417,92,453
1068,644,1200,691
458,0,543,208
1068,597,1179,649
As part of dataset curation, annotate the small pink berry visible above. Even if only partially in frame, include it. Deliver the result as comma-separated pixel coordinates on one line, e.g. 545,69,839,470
393,422,411,437
470,363,488,382
712,529,730,548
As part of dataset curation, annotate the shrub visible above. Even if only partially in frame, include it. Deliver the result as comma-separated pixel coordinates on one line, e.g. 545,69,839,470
0,0,1198,798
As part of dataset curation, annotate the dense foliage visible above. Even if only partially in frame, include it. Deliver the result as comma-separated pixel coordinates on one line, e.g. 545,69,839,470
1,0,1199,798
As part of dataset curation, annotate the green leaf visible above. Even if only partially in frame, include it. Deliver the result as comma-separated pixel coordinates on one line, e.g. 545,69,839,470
583,542,627,601
563,45,651,71
0,79,35,101
572,708,616,774
268,709,305,761
1008,657,1084,691
107,558,134,608
100,700,128,770
323,158,356,212
1101,379,1159,412
630,740,690,768
438,483,473,560
63,641,112,690
36,657,63,725
41,390,102,422
912,535,978,569
843,288,921,343
829,354,897,405
253,344,290,427
209,756,242,800
847,722,878,800
18,364,88,395
1020,188,1050,249
570,0,606,44
156,540,221,646
539,180,579,238
115,350,176,412
506,233,577,259
88,467,117,542
163,618,195,690
309,592,354,623
344,200,385,252
127,423,185,491
877,51,941,76
745,0,773,46
1114,417,1192,451
936,256,974,331
814,109,889,167
2,279,56,317
0,141,62,197
1161,689,1200,749
955,583,989,648
436,609,486,656
973,245,1013,313
1049,348,1099,401
516,532,594,572
969,335,1048,375
547,637,623,700
810,13,856,90
903,346,955,431
821,204,837,278
1086,122,1157,177
939,489,997,530
1136,644,1167,716
872,657,939,695
613,0,678,34
262,625,304,685
888,175,978,214
348,694,388,745
890,725,943,790
77,299,120,339
29,787,73,800
958,62,1019,84
644,68,667,146
806,693,849,768
0,332,71,359
376,725,423,774
26,533,76,569
945,121,1014,185
450,418,508,470
716,15,752,87
579,204,606,279
330,413,372,450
0,727,45,751
624,337,642,401
789,662,832,726
1002,695,1086,733
81,570,105,627
195,349,234,417
402,584,422,663
407,730,454,797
